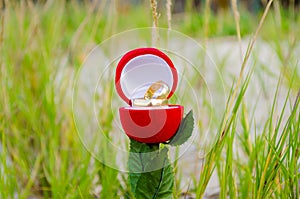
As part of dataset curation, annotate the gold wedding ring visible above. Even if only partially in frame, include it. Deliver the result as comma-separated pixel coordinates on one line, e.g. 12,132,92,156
132,98,168,107
132,81,170,107
144,80,170,100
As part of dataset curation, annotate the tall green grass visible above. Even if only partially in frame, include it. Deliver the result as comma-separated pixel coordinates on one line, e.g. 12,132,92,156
0,0,299,198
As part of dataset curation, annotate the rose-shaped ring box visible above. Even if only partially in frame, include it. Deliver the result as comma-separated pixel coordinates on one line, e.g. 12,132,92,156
115,48,184,143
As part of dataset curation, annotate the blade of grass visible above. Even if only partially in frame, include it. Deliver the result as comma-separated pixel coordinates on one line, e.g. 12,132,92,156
231,0,243,61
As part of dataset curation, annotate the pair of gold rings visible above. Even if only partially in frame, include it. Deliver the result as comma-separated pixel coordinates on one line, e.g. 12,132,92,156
132,81,170,107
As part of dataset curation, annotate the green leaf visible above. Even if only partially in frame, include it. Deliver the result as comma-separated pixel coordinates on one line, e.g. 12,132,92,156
168,110,194,146
135,147,174,199
128,139,159,194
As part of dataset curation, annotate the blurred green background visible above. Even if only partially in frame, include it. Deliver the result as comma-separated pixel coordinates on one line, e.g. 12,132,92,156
0,0,299,198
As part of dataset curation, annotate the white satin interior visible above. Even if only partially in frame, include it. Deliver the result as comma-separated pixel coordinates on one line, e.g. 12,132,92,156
120,54,174,100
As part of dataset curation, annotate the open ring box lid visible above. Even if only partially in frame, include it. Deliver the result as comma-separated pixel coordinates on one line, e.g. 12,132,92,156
115,48,178,106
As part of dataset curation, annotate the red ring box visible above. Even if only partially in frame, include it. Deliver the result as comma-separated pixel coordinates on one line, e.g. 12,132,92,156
115,48,184,143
